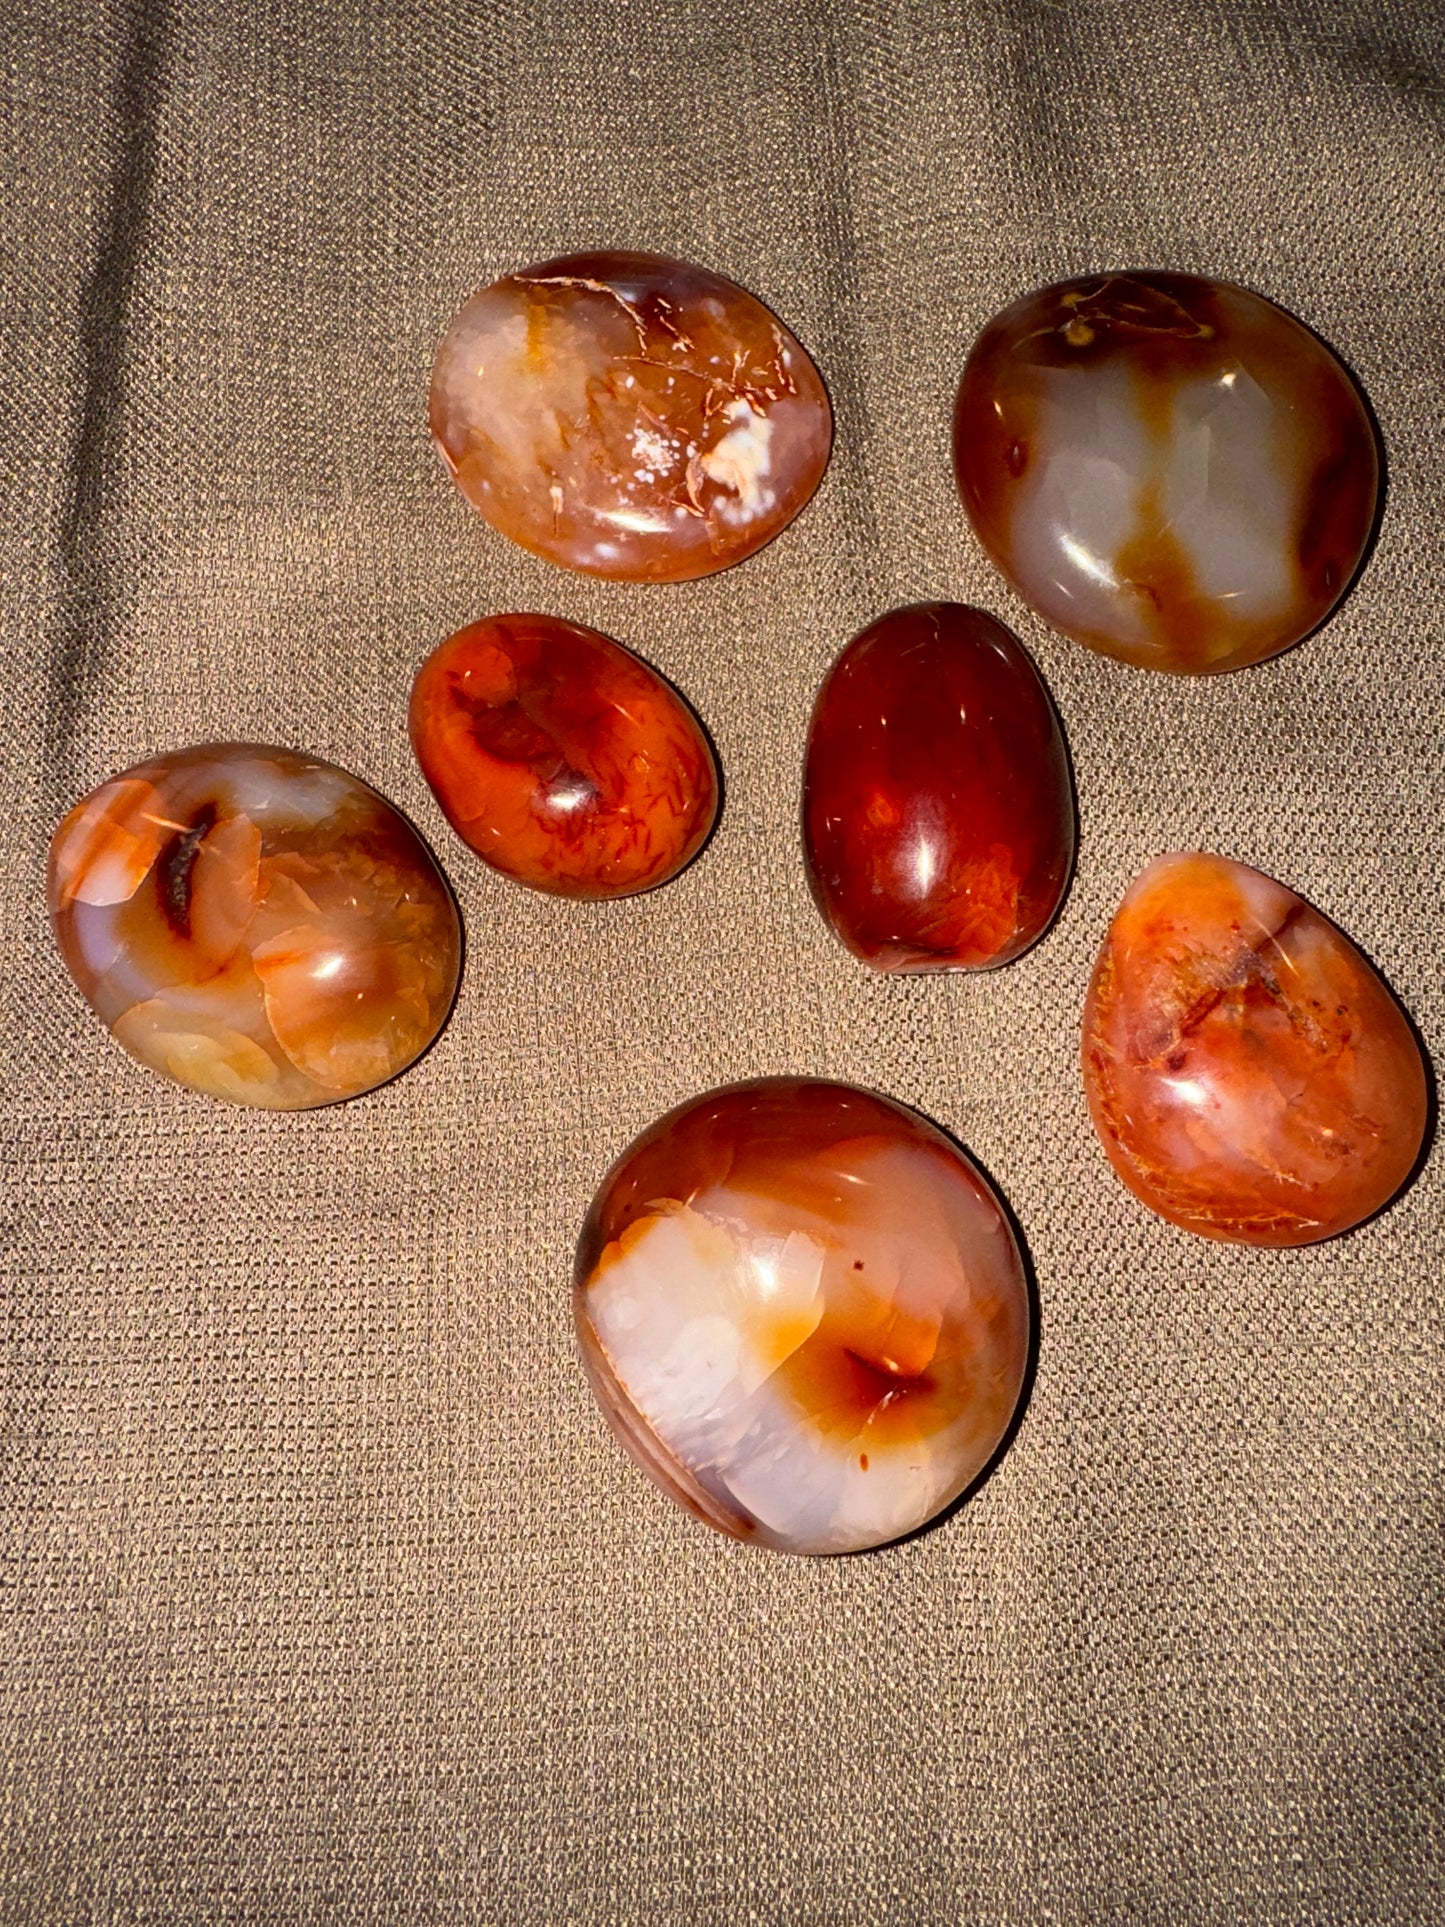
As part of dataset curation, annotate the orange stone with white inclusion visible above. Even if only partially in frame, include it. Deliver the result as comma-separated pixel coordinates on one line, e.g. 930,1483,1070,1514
49,745,460,1108
429,250,832,582
409,615,718,899
574,1078,1031,1554
1082,853,1427,1244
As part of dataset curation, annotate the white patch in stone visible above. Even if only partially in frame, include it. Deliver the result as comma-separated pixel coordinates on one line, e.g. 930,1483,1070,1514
697,399,775,526
582,1139,1024,1554
433,296,596,486
1161,367,1293,617
630,423,675,473
68,901,131,1002
1009,363,1153,647
216,757,355,829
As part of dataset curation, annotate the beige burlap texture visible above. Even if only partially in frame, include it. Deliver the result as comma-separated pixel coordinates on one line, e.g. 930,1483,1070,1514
2,2,1442,1920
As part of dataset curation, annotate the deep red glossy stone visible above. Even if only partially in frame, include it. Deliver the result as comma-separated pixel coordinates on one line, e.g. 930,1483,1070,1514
409,614,718,899
802,603,1074,972
1082,852,1428,1244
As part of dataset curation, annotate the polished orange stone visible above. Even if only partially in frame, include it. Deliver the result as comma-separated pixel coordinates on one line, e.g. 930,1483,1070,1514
49,745,460,1108
1082,853,1427,1244
803,602,1074,971
429,250,832,582
574,1078,1031,1554
954,273,1379,673
409,615,718,899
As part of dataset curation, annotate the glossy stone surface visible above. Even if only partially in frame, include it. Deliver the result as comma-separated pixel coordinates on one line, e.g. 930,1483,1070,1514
430,250,832,582
1082,853,1427,1245
574,1078,1030,1554
954,273,1378,674
410,615,718,899
803,602,1074,972
49,745,461,1108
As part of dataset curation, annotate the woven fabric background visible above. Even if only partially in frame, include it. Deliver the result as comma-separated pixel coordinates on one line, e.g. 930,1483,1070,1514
2,1,1442,1920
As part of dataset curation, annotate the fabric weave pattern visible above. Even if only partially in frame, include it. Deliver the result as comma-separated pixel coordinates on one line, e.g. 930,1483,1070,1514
2,2,1442,1920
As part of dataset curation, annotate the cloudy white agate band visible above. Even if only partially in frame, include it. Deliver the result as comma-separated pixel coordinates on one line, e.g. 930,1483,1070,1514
574,1080,1030,1556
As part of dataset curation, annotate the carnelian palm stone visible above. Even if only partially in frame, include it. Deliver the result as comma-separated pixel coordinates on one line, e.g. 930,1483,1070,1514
1082,853,1427,1245
954,272,1379,674
803,602,1074,971
49,745,460,1108
574,1078,1031,1555
409,614,718,899
429,250,832,582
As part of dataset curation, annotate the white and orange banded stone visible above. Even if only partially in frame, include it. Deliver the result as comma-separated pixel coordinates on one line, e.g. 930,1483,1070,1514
429,250,832,582
574,1079,1030,1554
49,745,460,1108
954,273,1378,674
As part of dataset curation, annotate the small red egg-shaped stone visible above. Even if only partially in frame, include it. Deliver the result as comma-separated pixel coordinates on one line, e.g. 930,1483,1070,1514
954,273,1379,673
429,250,833,582
1082,852,1427,1244
574,1077,1031,1554
409,614,719,900
802,603,1074,972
